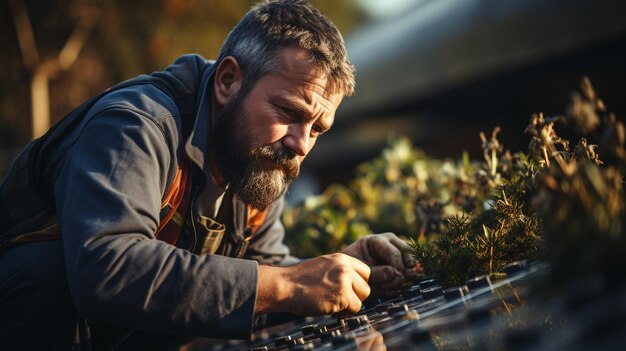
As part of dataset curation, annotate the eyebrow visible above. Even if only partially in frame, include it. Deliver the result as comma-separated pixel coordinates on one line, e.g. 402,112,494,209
272,96,310,117
271,95,333,132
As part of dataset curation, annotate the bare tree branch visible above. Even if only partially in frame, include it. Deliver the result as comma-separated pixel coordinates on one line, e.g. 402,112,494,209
11,1,100,139
59,7,100,70
10,0,39,70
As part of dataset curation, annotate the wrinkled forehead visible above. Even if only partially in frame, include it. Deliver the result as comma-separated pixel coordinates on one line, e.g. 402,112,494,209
271,46,344,107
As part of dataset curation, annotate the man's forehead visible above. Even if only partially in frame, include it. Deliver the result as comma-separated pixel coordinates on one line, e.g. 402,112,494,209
272,47,343,106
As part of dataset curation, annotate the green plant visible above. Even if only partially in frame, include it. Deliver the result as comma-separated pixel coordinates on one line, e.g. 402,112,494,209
532,78,626,286
408,128,543,286
285,77,626,291
283,135,489,257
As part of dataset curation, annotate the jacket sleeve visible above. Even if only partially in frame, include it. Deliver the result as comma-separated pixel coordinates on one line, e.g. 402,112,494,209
54,106,258,339
244,197,301,266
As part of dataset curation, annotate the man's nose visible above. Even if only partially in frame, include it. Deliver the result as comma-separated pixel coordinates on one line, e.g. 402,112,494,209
283,124,309,157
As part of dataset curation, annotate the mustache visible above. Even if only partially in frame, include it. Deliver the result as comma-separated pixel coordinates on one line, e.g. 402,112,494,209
253,145,300,176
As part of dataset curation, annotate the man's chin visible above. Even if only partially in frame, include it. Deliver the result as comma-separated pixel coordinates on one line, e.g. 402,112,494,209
234,169,291,211
237,190,285,211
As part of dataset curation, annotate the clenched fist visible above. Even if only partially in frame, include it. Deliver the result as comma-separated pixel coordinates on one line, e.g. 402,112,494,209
256,253,371,316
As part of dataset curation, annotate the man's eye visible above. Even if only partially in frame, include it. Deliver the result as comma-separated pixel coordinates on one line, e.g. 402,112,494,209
311,125,324,137
282,107,298,117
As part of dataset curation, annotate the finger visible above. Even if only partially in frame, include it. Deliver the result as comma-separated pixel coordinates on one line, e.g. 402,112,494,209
342,254,371,281
346,289,363,314
356,332,377,350
384,233,417,269
369,265,402,285
402,249,417,270
357,336,375,350
371,332,385,350
372,344,387,351
368,236,405,273
351,270,371,302
368,276,406,298
377,273,406,291
404,267,421,282
370,344,387,351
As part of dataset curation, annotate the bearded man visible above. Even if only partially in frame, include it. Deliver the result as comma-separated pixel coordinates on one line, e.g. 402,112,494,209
0,0,418,349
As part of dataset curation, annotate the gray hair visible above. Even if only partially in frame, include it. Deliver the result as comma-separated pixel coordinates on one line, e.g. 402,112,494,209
216,0,355,96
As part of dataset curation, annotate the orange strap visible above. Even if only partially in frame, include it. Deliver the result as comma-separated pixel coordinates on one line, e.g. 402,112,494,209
161,165,185,209
4,158,270,251
245,206,268,238
2,158,193,249
155,157,193,245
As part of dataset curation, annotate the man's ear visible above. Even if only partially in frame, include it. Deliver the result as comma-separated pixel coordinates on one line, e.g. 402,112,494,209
214,56,243,107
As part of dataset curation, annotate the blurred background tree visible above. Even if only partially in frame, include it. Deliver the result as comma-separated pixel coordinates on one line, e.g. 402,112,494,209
0,0,366,176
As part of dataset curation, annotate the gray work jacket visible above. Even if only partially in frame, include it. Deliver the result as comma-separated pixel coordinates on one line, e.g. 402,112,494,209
0,54,297,339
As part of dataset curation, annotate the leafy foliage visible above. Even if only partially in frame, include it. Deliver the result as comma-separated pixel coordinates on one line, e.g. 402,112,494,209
282,184,371,257
283,136,491,258
286,77,626,290
532,78,626,286
408,130,543,286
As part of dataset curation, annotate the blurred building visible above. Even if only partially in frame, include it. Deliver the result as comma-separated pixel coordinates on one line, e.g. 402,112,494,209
302,0,626,188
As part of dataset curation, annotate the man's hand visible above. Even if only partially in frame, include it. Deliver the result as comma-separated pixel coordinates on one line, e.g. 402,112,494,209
256,253,371,316
341,233,420,296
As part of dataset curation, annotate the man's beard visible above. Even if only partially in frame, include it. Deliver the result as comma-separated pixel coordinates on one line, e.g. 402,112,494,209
213,89,300,211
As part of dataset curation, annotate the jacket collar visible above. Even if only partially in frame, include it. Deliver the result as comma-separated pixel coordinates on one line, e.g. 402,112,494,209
148,53,218,176
184,59,233,222
184,60,217,175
